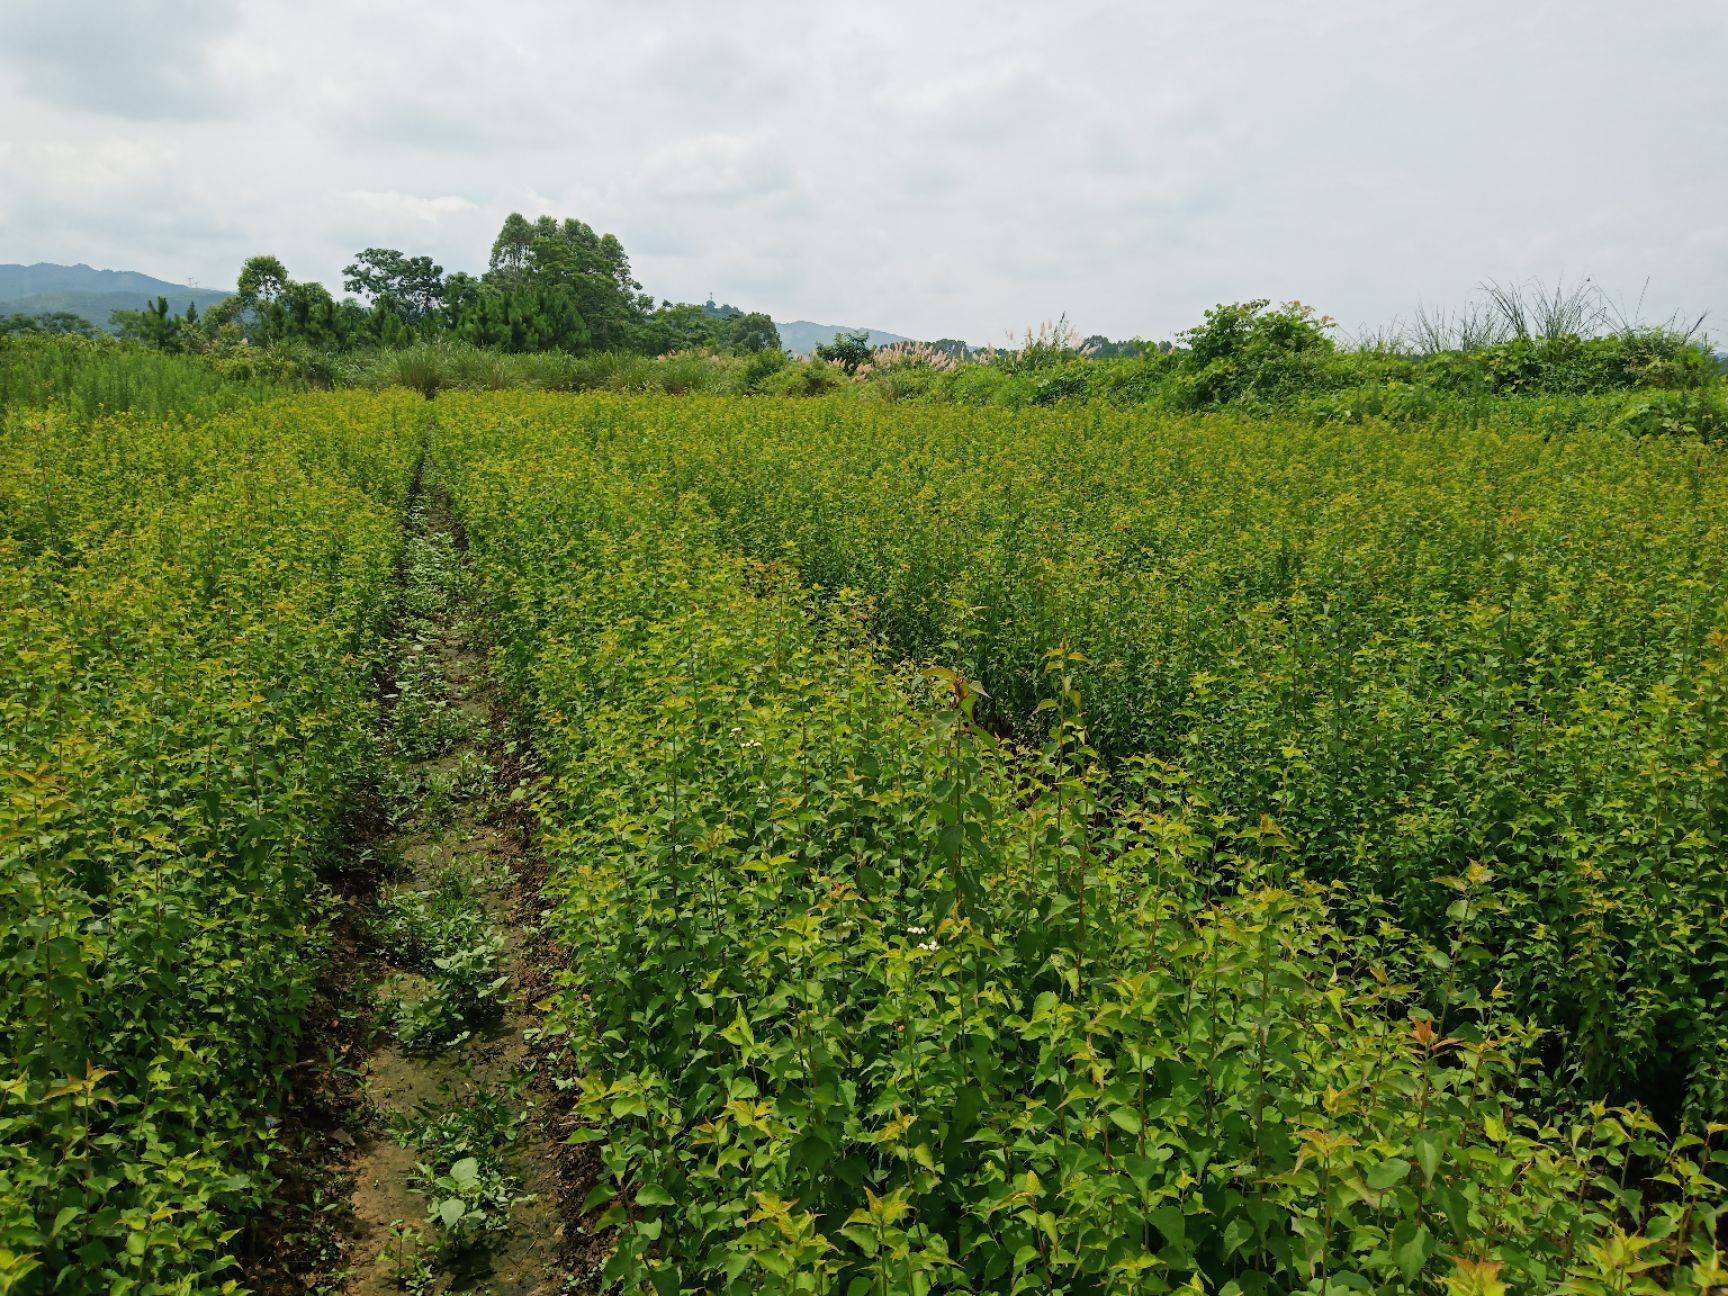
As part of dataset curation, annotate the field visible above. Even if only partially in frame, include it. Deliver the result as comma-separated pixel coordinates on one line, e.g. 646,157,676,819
3,355,1726,1293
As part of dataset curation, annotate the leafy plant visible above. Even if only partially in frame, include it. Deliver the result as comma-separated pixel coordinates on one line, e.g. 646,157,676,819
0,390,420,1289
436,397,1728,1294
394,1086,530,1258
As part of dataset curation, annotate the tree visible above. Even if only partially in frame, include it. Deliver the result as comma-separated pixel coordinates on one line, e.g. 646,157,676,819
218,255,367,348
815,329,873,373
487,213,537,282
0,311,98,337
1081,334,1147,359
343,247,445,321
482,213,648,352
229,255,293,343
277,280,344,347
640,301,715,355
236,255,289,310
111,296,189,349
728,312,780,354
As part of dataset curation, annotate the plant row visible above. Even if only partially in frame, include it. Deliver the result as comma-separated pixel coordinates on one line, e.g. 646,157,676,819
435,406,1727,1295
0,393,422,1291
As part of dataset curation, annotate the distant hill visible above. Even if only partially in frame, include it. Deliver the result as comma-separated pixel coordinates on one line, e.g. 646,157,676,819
777,320,913,356
0,263,230,330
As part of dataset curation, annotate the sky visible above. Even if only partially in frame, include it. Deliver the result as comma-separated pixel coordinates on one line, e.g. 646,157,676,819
1,0,1724,345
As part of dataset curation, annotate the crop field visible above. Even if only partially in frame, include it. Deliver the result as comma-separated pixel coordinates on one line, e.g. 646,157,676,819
441,394,1728,1111
3,377,1726,1293
1,392,419,1288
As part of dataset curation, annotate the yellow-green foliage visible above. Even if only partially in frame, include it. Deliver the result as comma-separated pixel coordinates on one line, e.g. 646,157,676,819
435,398,1727,1296
5,372,1725,1294
439,393,1728,1119
0,394,420,1291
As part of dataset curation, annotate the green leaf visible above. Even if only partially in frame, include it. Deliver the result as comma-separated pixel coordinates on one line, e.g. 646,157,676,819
1393,1221,1431,1279
1149,1204,1186,1249
1366,1158,1410,1192
1413,1134,1441,1185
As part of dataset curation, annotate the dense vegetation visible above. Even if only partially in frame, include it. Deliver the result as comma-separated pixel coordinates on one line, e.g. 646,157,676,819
436,394,1728,1294
314,292,1727,425
101,214,779,363
0,332,298,421
442,392,1728,1123
24,215,1720,429
0,379,419,1290
3,335,1725,1293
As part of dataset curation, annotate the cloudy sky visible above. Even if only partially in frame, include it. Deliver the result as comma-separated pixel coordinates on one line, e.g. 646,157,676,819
2,0,1724,343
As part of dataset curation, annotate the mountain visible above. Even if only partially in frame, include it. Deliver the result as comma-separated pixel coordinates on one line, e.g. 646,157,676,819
777,320,913,356
0,263,231,330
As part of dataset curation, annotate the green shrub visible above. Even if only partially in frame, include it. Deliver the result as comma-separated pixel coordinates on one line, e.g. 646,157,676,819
435,395,1728,1294
1615,388,1728,442
449,392,1728,1118
1426,330,1717,396
758,357,848,397
0,392,418,1290
0,332,292,418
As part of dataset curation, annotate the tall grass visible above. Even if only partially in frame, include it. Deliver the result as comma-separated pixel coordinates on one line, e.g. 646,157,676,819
0,333,293,420
332,338,782,398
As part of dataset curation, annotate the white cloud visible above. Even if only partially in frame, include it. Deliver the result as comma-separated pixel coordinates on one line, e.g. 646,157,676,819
637,134,795,205
0,0,1723,342
346,191,480,223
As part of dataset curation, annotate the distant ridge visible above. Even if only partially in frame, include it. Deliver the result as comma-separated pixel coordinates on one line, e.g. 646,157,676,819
777,319,913,356
0,262,230,329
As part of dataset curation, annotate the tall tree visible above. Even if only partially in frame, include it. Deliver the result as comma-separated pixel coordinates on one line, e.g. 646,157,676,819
728,311,780,353
235,255,289,311
343,248,445,321
481,213,648,351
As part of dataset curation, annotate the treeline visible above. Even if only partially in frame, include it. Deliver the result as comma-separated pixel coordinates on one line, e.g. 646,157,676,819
322,297,1726,446
106,213,780,358
17,222,1724,434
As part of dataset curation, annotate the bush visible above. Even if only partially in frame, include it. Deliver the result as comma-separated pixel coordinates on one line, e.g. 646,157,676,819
1615,388,1728,442
0,333,292,417
814,329,873,373
759,357,848,397
734,347,790,393
485,393,1728,1117
1168,300,1339,408
1,393,417,1289
436,393,1728,1295
1426,330,1717,396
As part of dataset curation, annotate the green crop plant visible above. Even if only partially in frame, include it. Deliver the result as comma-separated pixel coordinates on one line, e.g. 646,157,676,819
434,391,1728,1121
432,398,1727,1295
0,391,421,1290
6,352,1725,1293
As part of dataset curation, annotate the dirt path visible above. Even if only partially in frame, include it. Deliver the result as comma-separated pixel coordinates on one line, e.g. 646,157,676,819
338,476,571,1295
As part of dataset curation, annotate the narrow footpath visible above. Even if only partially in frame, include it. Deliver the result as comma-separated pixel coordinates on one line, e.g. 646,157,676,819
340,473,572,1294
